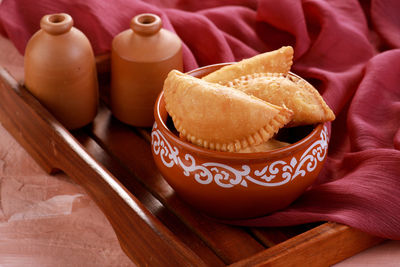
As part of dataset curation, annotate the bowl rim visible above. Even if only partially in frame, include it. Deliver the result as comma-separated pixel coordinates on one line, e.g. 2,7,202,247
154,91,326,161
153,62,327,160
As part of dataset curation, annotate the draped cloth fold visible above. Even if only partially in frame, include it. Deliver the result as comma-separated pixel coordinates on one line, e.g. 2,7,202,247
1,0,399,239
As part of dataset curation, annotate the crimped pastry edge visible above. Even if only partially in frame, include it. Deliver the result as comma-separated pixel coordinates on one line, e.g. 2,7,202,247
227,72,336,125
166,104,293,152
202,46,294,85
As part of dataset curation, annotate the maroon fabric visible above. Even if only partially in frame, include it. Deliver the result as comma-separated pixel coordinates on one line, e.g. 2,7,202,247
1,0,399,239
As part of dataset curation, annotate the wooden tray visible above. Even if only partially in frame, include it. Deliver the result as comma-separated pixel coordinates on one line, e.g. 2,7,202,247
0,63,383,266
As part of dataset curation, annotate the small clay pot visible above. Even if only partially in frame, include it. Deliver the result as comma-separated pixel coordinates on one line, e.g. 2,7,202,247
111,13,183,127
24,13,98,130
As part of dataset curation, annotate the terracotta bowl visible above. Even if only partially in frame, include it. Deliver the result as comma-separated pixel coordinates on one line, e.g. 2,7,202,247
151,63,330,219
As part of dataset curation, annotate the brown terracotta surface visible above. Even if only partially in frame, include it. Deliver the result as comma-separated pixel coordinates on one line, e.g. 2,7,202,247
24,13,98,130
111,13,183,127
151,64,329,219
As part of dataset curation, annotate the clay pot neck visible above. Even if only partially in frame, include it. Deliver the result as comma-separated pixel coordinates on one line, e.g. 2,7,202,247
40,13,73,35
130,13,162,36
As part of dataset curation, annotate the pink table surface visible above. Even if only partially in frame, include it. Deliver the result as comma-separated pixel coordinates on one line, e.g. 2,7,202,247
1,35,399,267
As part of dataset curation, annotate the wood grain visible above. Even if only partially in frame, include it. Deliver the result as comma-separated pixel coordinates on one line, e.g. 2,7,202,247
231,222,383,267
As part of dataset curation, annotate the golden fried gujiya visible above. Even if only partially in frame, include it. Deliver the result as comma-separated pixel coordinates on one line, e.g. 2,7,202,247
202,46,293,85
163,70,293,152
227,72,335,126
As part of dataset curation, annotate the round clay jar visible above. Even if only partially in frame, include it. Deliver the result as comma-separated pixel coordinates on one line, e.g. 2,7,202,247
24,13,99,130
111,13,183,127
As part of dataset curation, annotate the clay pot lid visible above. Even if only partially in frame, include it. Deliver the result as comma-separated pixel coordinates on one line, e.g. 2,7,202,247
40,13,73,35
130,13,162,36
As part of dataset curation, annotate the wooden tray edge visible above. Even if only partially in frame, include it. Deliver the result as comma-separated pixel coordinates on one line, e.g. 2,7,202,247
0,65,384,266
232,222,383,266
0,67,206,266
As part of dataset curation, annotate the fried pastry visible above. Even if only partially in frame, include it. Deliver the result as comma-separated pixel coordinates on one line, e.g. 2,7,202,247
202,46,293,85
163,70,293,152
238,138,290,153
227,72,335,126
